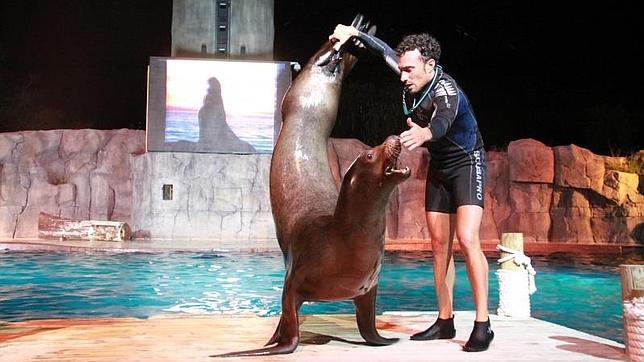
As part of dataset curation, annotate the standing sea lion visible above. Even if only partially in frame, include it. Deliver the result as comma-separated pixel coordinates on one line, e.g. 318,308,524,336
212,14,410,357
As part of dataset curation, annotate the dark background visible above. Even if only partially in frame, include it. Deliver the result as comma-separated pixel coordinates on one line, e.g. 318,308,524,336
1,1,641,155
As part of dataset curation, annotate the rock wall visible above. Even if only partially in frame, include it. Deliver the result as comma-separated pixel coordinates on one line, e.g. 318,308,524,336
330,138,643,245
1,130,642,244
0,129,145,238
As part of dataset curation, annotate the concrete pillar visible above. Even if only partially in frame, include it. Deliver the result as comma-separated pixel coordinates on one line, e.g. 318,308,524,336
228,0,274,59
171,0,274,60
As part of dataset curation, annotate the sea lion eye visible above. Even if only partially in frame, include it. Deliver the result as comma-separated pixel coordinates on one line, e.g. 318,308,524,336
366,153,373,160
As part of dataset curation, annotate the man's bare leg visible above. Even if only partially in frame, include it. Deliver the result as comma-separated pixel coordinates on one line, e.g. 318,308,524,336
427,211,456,319
455,205,494,351
410,211,456,340
455,205,488,321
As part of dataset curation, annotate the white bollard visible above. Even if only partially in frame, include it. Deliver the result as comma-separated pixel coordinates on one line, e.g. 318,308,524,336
496,233,536,318
620,264,644,362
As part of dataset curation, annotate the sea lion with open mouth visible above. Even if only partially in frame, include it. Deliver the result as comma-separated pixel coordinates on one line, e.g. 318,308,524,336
212,14,410,357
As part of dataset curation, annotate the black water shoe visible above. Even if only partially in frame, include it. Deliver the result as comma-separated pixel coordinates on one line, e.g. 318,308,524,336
463,319,494,352
410,316,456,340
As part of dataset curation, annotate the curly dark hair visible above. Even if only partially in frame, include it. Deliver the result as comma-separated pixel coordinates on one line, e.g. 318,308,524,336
395,33,441,63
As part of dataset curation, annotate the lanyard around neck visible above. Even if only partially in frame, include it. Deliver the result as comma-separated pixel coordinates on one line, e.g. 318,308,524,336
402,65,443,116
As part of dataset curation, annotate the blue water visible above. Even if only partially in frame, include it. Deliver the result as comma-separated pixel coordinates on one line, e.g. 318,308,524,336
0,251,625,343
164,109,275,153
164,109,200,143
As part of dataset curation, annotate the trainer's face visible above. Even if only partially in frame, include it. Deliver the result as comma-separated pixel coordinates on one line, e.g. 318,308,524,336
398,49,436,94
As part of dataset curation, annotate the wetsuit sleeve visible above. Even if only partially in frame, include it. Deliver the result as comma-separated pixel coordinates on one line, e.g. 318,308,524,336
353,31,401,75
428,79,459,141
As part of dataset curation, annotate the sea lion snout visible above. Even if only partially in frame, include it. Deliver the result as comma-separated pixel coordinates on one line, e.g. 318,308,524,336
384,136,402,164
384,135,411,179
314,48,342,73
313,13,377,77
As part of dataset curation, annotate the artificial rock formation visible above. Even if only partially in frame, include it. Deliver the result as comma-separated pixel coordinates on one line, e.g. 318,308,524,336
0,130,642,244
329,138,643,245
0,129,145,238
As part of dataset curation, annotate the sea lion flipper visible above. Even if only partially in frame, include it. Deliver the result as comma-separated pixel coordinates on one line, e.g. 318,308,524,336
352,24,377,49
353,287,400,346
350,13,364,28
367,24,377,36
265,318,282,346
211,295,302,357
210,341,298,358
210,317,299,357
350,16,377,50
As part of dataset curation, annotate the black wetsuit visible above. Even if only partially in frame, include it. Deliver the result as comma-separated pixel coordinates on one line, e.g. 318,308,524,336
354,31,486,212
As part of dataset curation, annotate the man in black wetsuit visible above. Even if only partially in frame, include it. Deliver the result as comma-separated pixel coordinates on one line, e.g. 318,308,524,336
330,25,494,352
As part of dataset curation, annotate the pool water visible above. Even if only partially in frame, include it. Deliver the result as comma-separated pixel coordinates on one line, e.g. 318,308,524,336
0,251,625,343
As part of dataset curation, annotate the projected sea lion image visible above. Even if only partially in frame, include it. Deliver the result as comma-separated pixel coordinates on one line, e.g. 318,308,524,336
212,14,410,357
198,77,255,153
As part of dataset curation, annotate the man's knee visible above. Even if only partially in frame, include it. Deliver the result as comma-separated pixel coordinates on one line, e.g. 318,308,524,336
426,212,453,244
430,235,450,250
456,231,480,254
429,229,452,249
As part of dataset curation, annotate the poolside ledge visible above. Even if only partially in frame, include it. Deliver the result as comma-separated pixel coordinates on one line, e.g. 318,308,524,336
1,238,642,256
0,311,625,361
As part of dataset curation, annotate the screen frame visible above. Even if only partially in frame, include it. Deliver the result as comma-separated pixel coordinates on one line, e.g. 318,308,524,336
146,56,292,154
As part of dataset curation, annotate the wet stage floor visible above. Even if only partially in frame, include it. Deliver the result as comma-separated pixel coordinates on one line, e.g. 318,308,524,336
0,311,625,361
